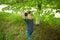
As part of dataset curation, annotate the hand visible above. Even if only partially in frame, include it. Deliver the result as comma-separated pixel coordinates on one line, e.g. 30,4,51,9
20,12,25,19
20,12,24,16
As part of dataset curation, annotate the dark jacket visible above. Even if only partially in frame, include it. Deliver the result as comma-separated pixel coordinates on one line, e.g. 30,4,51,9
24,19,34,32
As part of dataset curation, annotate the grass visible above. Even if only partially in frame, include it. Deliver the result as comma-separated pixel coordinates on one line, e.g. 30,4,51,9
0,12,60,40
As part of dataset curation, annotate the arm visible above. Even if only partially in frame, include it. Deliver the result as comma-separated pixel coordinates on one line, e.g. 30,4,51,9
20,12,28,23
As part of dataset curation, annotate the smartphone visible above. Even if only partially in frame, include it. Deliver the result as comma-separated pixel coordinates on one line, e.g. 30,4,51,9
25,13,28,16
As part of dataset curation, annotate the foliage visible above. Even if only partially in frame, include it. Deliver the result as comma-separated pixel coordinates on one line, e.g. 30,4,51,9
0,0,60,40
0,12,60,40
42,0,60,9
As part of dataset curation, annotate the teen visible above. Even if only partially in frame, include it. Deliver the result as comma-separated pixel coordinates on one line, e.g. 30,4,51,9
20,11,34,40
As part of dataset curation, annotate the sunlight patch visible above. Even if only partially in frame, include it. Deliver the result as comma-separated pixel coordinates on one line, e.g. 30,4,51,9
55,12,60,18
0,4,8,11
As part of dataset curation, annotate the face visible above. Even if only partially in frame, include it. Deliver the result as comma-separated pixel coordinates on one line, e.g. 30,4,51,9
28,13,32,19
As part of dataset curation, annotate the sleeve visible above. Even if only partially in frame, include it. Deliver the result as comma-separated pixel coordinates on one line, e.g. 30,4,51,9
24,19,28,23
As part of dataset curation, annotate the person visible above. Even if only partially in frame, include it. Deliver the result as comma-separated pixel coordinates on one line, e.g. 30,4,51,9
20,11,34,40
